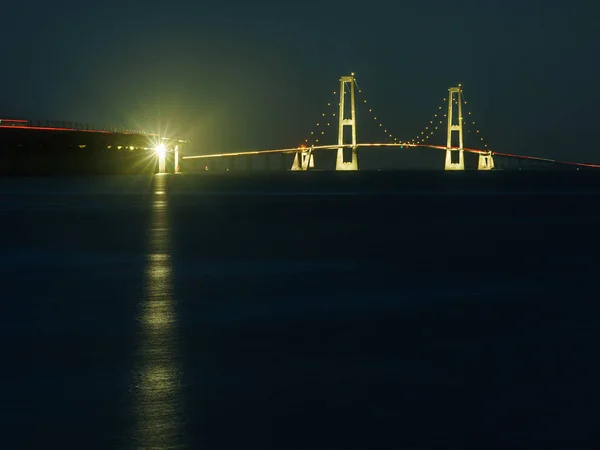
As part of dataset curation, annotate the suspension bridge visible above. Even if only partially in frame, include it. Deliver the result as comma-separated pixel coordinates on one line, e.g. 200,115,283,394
177,74,599,172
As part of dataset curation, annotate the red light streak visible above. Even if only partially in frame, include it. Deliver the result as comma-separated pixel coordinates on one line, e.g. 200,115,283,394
0,124,158,137
0,125,74,131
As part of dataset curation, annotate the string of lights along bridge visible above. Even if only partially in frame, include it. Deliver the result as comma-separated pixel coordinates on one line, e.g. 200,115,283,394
180,74,600,172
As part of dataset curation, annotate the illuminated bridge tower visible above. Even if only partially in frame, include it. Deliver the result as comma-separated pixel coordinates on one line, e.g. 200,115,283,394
478,151,495,170
290,152,301,170
290,147,314,171
157,140,167,174
336,74,358,171
174,144,181,173
302,148,315,169
155,138,188,174
445,86,465,171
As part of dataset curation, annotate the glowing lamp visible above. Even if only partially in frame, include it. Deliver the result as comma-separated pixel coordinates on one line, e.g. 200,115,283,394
155,143,166,158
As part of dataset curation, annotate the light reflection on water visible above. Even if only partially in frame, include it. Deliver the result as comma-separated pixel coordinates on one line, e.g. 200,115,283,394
132,174,184,448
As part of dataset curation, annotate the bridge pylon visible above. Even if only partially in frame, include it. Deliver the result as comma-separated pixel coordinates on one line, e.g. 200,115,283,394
478,151,495,170
302,147,315,170
290,152,302,170
174,144,180,173
289,147,314,171
445,86,464,171
157,138,167,174
336,74,358,171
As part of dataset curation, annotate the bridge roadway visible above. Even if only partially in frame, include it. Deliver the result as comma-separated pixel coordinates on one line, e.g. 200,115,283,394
182,143,600,170
0,121,159,137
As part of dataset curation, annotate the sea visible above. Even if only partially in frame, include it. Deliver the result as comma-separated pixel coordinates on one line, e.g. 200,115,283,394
1,171,599,449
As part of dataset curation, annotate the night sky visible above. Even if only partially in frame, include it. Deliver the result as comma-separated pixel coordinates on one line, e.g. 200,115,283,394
1,1,598,163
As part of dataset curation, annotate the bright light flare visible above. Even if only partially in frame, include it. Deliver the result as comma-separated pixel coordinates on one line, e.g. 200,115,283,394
155,143,166,158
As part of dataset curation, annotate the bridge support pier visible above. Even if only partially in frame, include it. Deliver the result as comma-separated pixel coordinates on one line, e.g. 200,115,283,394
174,145,180,173
290,148,315,171
336,74,359,171
290,152,302,170
445,149,464,171
478,152,494,170
302,148,314,170
445,86,465,171
158,155,166,173
157,142,167,174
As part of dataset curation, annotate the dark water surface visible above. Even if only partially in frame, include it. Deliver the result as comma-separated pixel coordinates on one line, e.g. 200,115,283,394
1,172,600,449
